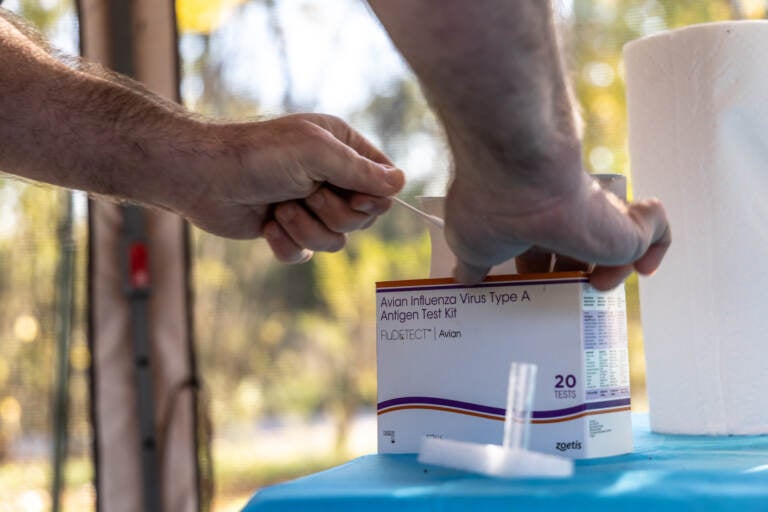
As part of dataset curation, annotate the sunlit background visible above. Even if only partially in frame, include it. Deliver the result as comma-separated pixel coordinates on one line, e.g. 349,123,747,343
1,0,766,510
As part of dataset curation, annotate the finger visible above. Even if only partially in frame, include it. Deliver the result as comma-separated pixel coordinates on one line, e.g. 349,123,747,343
343,128,393,165
304,188,375,233
322,184,394,215
453,260,491,285
305,123,406,197
635,234,670,275
275,201,347,252
567,187,668,266
589,264,634,291
359,215,377,230
579,197,669,289
630,200,671,275
515,247,554,273
349,193,392,216
588,201,669,290
305,188,391,233
589,205,672,290
552,254,590,272
262,221,314,264
303,113,394,165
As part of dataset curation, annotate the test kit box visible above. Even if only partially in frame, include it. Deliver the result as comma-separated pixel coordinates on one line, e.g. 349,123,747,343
376,272,632,459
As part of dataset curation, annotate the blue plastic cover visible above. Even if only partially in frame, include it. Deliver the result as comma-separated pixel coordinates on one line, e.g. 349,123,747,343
243,415,768,511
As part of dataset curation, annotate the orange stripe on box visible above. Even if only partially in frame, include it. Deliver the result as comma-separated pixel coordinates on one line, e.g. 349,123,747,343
377,405,631,425
377,405,504,422
376,271,589,289
531,406,632,424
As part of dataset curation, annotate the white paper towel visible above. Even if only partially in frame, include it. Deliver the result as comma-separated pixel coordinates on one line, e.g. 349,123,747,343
625,21,768,435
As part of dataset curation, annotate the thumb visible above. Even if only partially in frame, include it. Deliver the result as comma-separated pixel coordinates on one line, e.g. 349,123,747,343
453,260,491,285
628,198,671,275
304,118,406,197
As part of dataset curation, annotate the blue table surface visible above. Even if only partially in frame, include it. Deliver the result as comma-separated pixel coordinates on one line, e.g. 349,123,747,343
242,414,768,511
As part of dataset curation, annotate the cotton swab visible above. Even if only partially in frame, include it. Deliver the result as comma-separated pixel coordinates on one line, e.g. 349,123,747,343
391,196,445,229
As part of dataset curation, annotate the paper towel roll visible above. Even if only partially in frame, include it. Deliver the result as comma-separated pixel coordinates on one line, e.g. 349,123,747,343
625,21,768,435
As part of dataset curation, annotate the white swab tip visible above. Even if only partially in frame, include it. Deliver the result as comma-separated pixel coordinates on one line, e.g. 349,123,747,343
391,196,445,228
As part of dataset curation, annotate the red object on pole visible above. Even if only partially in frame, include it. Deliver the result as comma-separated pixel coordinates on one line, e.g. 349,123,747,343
129,242,150,289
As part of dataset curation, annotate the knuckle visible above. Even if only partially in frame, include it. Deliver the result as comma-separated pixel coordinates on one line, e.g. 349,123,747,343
295,121,325,143
323,219,345,233
327,214,359,233
325,234,347,253
313,113,345,131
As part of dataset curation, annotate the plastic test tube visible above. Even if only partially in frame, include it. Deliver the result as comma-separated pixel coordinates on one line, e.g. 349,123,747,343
418,360,573,478
503,362,538,451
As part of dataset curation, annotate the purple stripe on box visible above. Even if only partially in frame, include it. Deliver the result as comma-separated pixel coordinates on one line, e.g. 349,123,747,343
376,397,631,419
377,396,505,416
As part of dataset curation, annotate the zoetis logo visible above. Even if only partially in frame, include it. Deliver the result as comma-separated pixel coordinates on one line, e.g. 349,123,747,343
555,441,582,452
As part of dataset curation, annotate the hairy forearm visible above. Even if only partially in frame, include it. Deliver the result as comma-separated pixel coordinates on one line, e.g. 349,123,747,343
0,8,408,254
0,9,203,209
369,0,580,173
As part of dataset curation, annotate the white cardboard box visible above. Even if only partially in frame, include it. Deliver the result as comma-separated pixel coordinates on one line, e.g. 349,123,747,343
376,272,632,459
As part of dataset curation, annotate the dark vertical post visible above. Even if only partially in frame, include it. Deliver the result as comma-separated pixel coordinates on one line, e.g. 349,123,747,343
121,205,162,512
51,191,75,512
108,0,162,510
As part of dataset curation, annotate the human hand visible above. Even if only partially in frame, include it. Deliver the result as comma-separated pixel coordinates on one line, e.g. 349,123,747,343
513,173,629,274
176,113,405,263
368,0,669,290
0,14,402,248
443,141,670,291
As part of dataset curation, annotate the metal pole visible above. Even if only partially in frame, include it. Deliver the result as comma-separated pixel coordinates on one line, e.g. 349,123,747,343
122,204,162,512
107,0,162,507
51,190,76,512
